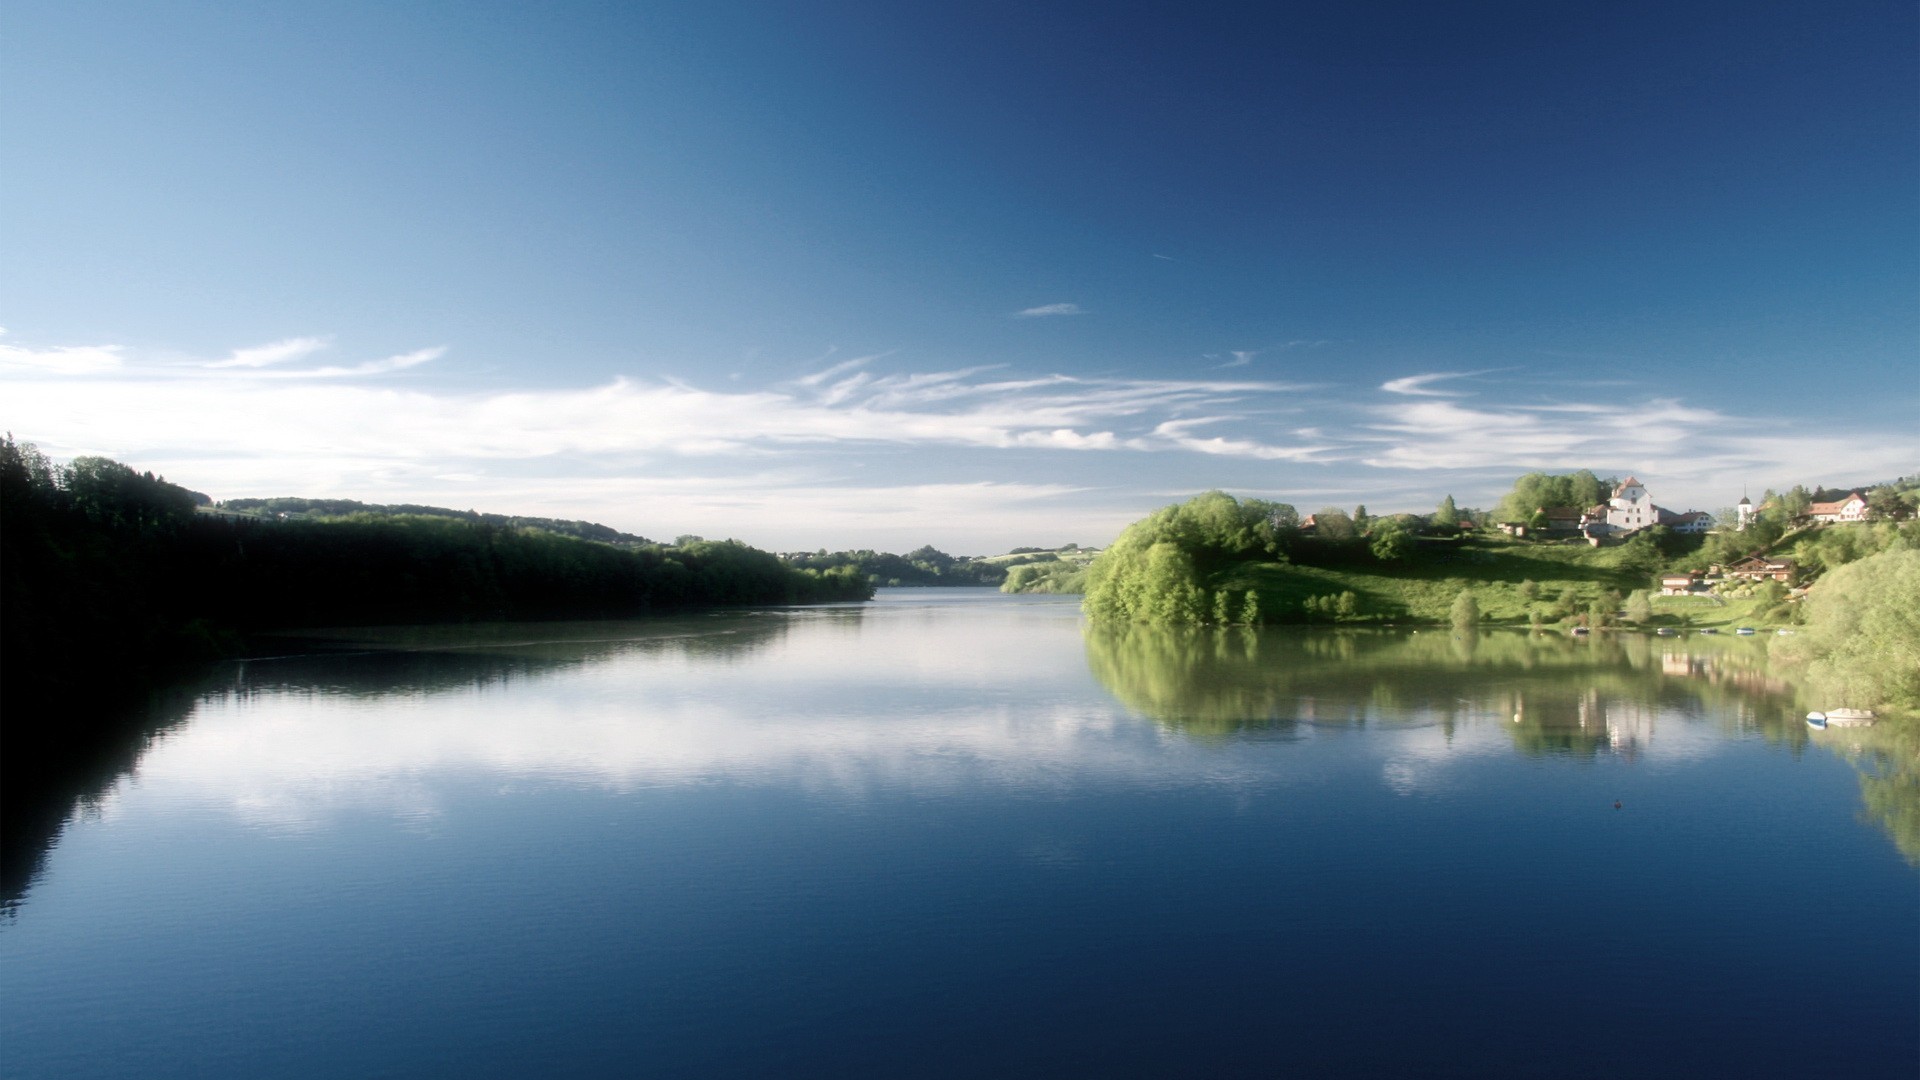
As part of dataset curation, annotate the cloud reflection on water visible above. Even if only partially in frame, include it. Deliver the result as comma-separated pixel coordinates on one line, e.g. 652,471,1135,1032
97,597,1798,832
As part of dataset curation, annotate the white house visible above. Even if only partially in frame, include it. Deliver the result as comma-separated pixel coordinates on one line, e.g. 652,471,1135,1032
1606,477,1657,532
1807,492,1869,523
1664,510,1713,534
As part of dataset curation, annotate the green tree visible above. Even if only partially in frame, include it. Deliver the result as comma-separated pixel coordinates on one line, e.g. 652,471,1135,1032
1335,591,1358,620
1082,491,1293,622
1450,589,1479,633
1352,505,1371,534
1370,521,1416,562
1588,599,1612,629
1869,487,1911,521
1623,589,1653,624
1434,495,1459,528
1555,586,1581,617
1314,508,1357,540
1241,590,1261,625
1518,579,1539,602
1773,549,1920,709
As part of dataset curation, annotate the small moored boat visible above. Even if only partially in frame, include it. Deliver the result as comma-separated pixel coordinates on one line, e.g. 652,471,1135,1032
1735,627,1755,635
1698,628,1718,635
1806,712,1827,729
1655,627,1677,636
1570,627,1590,636
1823,708,1876,728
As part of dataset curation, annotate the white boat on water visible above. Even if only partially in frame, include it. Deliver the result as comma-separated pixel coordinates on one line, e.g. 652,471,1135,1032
1807,709,1875,729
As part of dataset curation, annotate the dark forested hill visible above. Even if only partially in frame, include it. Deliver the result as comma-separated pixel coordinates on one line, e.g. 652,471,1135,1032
216,496,657,546
0,438,870,717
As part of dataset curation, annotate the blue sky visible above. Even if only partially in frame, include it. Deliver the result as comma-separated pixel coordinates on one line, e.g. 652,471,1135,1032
4,1,1915,551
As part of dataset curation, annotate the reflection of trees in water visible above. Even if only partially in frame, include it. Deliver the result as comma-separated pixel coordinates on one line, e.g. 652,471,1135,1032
3,610,832,910
1085,626,1805,748
1816,717,1920,865
3,675,210,911
234,612,803,699
1085,624,1918,858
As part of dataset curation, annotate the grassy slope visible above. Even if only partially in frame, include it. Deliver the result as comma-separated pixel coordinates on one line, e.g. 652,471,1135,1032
1215,534,1661,624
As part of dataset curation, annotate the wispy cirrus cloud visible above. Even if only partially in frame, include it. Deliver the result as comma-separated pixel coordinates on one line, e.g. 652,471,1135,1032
208,336,330,368
1014,302,1084,318
1379,371,1481,397
0,340,125,374
5,332,1914,547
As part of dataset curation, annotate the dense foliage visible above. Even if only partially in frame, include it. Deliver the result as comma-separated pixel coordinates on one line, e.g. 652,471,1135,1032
783,545,1005,587
1000,560,1089,594
217,496,657,546
1772,548,1920,711
1494,470,1612,521
1,437,870,716
1082,491,1293,623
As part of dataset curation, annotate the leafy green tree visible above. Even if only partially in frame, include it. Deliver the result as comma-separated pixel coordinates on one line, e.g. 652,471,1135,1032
1773,549,1920,709
1241,591,1261,625
1555,586,1581,617
1623,589,1653,624
1352,505,1371,534
1083,491,1294,622
1335,591,1358,620
1450,589,1479,632
1370,521,1416,562
1869,487,1911,521
1314,508,1357,540
1588,599,1612,629
1434,495,1458,528
1518,579,1539,602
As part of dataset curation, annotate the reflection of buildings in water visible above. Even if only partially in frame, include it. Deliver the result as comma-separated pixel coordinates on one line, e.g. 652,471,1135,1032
1565,691,1659,761
1602,699,1659,762
1662,653,1705,678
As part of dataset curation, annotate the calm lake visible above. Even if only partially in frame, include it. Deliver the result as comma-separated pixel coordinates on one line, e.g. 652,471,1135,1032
4,589,1915,1078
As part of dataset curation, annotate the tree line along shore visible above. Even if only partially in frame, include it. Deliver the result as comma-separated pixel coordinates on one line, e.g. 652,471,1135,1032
1077,484,1918,713
4,440,1915,720
0,439,870,712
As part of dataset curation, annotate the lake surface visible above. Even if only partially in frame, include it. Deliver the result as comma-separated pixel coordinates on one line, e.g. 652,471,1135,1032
4,589,1915,1079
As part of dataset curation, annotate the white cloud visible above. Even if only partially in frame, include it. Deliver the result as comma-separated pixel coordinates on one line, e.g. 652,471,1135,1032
0,341,124,374
4,333,1914,548
208,337,329,368
1380,371,1477,397
1015,302,1084,318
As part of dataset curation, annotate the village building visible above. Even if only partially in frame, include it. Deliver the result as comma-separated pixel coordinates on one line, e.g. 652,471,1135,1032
1722,555,1796,582
1807,491,1869,524
1735,495,1755,530
1606,477,1657,532
1659,572,1705,596
1664,510,1714,534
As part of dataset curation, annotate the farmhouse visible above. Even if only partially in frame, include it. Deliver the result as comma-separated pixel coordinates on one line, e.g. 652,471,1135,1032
1664,510,1714,534
1806,492,1869,524
1723,555,1796,582
1659,572,1705,596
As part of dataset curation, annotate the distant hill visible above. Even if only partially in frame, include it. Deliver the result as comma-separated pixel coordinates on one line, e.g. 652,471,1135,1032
215,497,654,546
